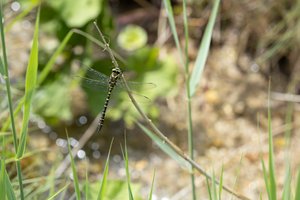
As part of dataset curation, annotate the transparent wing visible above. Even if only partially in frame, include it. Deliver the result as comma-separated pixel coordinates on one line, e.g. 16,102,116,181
85,67,110,81
116,79,156,91
75,75,109,91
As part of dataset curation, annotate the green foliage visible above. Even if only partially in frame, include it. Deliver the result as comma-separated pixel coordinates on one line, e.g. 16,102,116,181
47,0,102,27
97,139,113,200
67,134,81,200
17,7,40,158
206,168,224,200
148,170,156,200
88,179,142,200
117,25,148,51
295,167,300,200
189,0,220,97
34,76,72,123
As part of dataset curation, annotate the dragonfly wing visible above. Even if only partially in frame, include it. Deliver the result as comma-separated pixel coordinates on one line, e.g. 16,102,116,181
85,67,109,81
75,76,109,91
116,79,156,91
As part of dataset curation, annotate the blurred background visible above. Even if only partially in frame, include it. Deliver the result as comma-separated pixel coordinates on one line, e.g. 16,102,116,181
1,0,300,199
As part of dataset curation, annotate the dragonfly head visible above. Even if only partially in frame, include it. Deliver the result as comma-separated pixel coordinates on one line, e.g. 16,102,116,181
112,67,122,78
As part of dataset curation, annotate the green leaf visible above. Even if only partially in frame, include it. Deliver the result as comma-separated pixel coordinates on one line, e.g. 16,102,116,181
5,170,16,200
163,0,184,68
121,141,134,200
189,0,220,96
89,179,141,200
117,25,147,51
48,0,102,27
47,183,70,200
33,76,72,122
97,139,114,200
67,134,81,200
17,7,40,158
267,86,277,200
295,167,300,200
0,57,4,76
148,170,156,200
0,159,6,200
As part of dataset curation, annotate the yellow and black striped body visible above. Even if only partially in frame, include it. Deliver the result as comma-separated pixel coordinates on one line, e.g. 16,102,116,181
97,67,122,133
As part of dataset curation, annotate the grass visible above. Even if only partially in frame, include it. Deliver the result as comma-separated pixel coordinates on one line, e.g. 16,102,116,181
1,1,300,200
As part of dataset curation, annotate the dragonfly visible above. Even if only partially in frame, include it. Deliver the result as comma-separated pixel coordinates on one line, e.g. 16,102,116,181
80,22,153,133
77,65,153,133
81,66,122,132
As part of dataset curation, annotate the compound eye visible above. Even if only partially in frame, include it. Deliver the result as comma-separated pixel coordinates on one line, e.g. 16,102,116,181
113,68,121,74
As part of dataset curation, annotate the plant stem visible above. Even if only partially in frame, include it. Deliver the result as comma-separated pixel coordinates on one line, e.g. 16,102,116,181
183,0,196,199
0,2,24,199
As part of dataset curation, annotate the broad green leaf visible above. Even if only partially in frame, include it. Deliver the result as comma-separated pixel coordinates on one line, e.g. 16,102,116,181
117,25,147,51
48,0,102,27
89,180,141,200
17,7,40,158
189,0,220,96
33,76,72,121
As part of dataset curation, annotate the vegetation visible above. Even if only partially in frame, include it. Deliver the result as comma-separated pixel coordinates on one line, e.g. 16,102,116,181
1,0,300,199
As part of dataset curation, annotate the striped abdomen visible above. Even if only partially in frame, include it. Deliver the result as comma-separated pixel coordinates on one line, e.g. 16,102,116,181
97,67,121,133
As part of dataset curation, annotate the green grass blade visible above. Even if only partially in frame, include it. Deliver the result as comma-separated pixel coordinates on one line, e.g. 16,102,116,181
212,171,217,200
5,170,16,200
295,167,300,200
219,166,224,200
206,177,212,200
0,1,24,199
137,123,190,170
38,30,73,85
85,162,89,200
0,0,18,152
267,83,277,200
261,158,271,199
67,134,81,200
17,7,40,158
0,57,4,75
47,183,70,200
189,0,220,96
0,159,6,200
148,170,156,200
1,30,73,133
97,139,114,200
282,164,291,200
163,0,184,68
121,139,134,200
5,1,40,32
